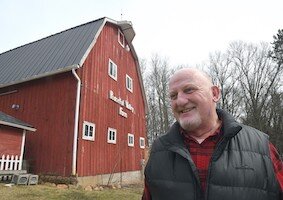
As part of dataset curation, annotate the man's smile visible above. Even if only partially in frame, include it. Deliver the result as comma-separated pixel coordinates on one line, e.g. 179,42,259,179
180,107,196,114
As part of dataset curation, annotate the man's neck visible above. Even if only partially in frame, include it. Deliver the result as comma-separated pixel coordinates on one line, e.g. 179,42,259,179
187,119,222,144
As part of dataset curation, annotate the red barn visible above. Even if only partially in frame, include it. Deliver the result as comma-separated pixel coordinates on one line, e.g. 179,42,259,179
0,17,147,185
0,111,35,172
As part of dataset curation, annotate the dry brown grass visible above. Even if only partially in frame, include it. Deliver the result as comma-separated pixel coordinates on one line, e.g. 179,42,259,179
0,183,143,200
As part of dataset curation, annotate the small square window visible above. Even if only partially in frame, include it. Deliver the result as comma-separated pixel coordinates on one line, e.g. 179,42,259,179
140,137,145,149
128,133,134,147
118,29,125,47
126,74,133,92
82,121,95,141
107,128,117,144
108,59,117,81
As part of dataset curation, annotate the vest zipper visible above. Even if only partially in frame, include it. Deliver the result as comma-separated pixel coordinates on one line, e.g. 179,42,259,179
169,146,202,196
204,137,226,200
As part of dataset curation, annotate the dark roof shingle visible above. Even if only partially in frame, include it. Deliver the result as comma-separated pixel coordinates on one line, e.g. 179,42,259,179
0,18,105,88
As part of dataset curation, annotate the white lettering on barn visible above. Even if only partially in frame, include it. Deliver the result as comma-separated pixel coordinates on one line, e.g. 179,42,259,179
109,90,125,106
119,107,128,118
109,90,135,117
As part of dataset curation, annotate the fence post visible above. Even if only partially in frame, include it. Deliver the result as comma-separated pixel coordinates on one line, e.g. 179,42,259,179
10,155,14,170
4,155,9,170
18,155,22,170
15,155,19,170
0,155,4,170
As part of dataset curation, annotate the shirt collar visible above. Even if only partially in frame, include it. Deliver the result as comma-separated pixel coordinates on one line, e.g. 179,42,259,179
180,122,223,143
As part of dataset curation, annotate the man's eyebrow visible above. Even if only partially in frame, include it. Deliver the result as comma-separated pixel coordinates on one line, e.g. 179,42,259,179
182,83,197,88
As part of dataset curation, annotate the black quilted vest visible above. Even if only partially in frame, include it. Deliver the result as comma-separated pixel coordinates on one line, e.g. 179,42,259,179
144,109,280,200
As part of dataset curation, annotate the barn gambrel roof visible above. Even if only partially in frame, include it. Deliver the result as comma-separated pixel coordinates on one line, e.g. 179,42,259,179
0,17,139,89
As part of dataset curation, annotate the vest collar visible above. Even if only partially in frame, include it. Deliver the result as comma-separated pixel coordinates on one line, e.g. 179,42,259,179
216,109,242,138
159,122,191,160
160,109,242,148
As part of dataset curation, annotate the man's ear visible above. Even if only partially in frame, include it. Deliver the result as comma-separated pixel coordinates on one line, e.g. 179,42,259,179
211,85,221,102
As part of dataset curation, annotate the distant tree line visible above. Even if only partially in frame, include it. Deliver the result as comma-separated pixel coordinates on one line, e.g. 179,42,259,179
139,54,175,145
140,29,283,153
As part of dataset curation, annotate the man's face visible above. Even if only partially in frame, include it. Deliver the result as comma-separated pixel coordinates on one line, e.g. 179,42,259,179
169,70,218,132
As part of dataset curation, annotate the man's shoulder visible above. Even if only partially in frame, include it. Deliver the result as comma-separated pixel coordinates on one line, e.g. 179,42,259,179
150,133,173,152
231,124,270,155
239,124,269,139
150,136,166,153
150,122,182,152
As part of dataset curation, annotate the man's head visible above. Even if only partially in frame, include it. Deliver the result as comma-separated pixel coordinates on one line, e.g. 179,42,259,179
169,68,220,134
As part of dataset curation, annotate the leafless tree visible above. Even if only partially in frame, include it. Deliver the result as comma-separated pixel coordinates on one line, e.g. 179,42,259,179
207,51,243,119
268,29,283,152
206,41,282,152
138,58,147,79
229,42,282,132
142,54,175,145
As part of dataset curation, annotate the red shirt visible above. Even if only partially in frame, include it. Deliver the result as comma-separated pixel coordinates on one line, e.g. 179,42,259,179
182,127,222,192
142,128,283,199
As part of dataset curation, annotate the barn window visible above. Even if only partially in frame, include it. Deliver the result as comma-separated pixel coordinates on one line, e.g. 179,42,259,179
128,133,134,147
108,59,117,81
82,121,95,141
126,74,133,92
140,137,145,149
107,127,117,144
118,29,125,47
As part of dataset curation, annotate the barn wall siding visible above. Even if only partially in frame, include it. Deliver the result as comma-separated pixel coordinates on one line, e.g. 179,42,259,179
76,23,146,176
0,125,23,156
0,73,77,176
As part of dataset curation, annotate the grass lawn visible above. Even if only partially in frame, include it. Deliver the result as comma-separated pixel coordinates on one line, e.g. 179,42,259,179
0,183,143,200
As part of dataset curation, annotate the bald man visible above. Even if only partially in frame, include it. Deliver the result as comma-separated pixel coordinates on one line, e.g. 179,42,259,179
142,68,283,200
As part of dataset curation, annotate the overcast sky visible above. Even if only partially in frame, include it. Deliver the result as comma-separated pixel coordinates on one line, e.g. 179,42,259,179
0,0,282,67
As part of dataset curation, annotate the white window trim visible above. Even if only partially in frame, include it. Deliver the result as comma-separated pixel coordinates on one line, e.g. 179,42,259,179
128,133,134,147
118,29,125,47
140,137,145,149
126,74,133,93
82,121,95,141
107,127,117,144
108,59,117,81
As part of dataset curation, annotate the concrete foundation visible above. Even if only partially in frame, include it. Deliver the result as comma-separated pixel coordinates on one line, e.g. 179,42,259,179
77,170,144,186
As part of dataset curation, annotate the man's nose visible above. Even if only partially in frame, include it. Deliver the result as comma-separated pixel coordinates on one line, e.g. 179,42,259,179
175,93,188,106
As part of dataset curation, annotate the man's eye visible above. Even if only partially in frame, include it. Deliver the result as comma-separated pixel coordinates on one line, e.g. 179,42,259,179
184,88,193,93
170,94,177,100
